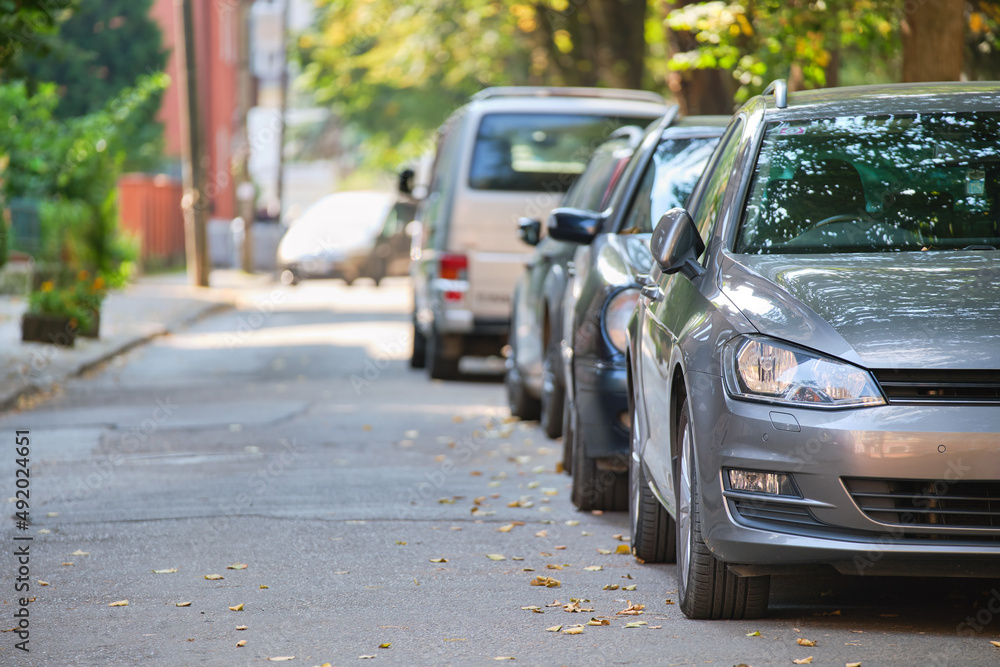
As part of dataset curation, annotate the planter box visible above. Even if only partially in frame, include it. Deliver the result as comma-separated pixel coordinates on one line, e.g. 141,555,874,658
21,312,77,347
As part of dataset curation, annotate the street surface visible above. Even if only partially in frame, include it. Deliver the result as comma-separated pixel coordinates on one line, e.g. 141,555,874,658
1,278,997,666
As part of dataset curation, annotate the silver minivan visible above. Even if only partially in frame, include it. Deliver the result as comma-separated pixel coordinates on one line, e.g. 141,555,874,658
407,87,667,379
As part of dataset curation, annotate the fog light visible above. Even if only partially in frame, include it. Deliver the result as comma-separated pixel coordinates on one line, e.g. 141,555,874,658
727,469,797,496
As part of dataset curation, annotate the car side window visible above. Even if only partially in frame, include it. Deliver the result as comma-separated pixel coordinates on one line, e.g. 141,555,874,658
690,119,745,244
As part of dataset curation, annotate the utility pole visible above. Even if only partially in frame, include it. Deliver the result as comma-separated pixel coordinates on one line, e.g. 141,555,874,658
274,0,290,222
237,0,256,272
175,0,210,287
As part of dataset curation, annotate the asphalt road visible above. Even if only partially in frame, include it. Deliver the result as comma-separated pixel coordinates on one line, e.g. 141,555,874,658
1,278,997,666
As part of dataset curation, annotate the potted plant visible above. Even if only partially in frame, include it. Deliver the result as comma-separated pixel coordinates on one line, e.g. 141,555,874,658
21,280,93,347
73,270,107,338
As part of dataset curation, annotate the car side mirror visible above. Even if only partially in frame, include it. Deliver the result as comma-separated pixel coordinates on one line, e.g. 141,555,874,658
547,207,602,244
518,217,542,246
650,208,706,280
398,167,415,196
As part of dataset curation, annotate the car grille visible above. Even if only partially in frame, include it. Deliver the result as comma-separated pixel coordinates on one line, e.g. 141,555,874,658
844,477,1000,530
731,498,823,529
872,368,1000,404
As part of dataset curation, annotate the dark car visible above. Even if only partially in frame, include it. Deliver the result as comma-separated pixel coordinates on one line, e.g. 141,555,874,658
505,126,645,436
553,110,728,511
628,81,1000,620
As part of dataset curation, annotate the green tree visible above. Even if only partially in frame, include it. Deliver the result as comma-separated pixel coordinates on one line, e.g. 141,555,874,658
16,0,168,171
0,0,75,73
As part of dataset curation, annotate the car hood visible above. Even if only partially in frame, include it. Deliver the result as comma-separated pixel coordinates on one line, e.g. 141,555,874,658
720,251,1000,369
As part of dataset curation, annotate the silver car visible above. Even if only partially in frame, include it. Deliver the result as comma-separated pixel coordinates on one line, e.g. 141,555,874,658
628,81,1000,619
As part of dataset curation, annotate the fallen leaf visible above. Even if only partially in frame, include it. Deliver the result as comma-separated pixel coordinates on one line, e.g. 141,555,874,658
554,545,566,550
542,488,558,496
603,584,619,591
546,625,562,632
746,630,761,637
991,642,1000,649
565,520,580,526
438,498,455,504
497,524,515,533
452,415,464,423
587,618,610,626
596,548,612,555
395,541,407,545
236,640,247,647
205,574,224,580
267,658,295,662
359,656,376,660
562,626,584,635
584,566,602,571
379,643,391,648
649,625,662,629
152,568,178,574
229,604,244,612
534,530,548,538
260,584,269,589
71,550,89,556
62,562,73,566
797,638,816,647
846,663,862,667
614,544,630,555
450,526,462,531
624,584,637,591
521,606,543,613
108,600,128,607
227,563,248,570
362,424,372,431
37,581,49,586
175,602,191,607
545,600,562,607
237,625,248,630
486,554,506,561
429,558,448,563
470,471,482,476
546,564,563,570
494,657,516,661
592,510,604,516
664,598,674,605
624,621,648,628
512,556,524,561
530,575,561,588
616,601,645,615
562,601,582,612
792,658,813,665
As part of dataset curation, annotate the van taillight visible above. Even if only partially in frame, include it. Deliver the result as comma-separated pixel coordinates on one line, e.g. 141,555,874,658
439,253,468,280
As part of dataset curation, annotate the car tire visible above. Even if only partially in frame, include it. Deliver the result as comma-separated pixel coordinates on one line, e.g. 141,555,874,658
410,322,427,369
629,404,676,563
539,340,564,439
571,408,627,512
560,392,573,475
427,329,461,381
675,398,770,619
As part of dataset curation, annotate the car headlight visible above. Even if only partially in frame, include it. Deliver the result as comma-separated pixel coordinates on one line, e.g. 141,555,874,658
724,336,884,408
602,288,639,354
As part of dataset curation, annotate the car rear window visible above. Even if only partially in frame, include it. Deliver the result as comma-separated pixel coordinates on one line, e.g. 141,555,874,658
468,113,652,193
735,112,1000,254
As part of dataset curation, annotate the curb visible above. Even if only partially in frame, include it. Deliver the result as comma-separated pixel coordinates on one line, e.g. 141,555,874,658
0,300,234,415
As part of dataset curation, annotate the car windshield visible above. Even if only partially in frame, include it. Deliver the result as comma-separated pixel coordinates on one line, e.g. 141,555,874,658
468,113,651,192
735,112,1000,254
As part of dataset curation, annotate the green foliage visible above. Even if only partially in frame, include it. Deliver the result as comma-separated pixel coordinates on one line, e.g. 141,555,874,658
28,278,93,330
0,0,75,73
15,0,168,171
664,0,899,102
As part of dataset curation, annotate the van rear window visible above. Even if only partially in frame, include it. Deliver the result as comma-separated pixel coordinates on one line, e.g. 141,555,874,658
468,113,650,192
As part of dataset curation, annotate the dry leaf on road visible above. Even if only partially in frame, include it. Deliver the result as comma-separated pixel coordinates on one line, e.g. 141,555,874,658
797,638,816,647
236,640,246,647
486,554,506,561
205,574,224,580
71,550,89,556
379,643,391,648
614,544,630,555
497,524,515,533
792,658,814,665
152,568,178,574
175,602,191,607
583,566,602,571
229,604,244,612
546,625,562,632
227,563,248,570
108,600,128,607
530,575,561,588
563,625,584,635
587,618,610,626
429,558,448,563
603,584,619,591
746,630,761,637
236,625,247,630
624,621,648,628
267,658,295,662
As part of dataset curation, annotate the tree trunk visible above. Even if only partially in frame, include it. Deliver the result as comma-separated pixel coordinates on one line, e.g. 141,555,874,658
902,0,964,82
586,0,647,89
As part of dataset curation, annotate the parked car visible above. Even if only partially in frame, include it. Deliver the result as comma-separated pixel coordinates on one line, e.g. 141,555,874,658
505,125,645,436
556,110,728,511
628,81,1000,620
277,191,409,286
407,86,668,380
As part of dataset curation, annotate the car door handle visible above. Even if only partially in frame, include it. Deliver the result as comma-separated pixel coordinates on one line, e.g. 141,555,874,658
640,284,663,302
566,261,575,277
635,273,653,287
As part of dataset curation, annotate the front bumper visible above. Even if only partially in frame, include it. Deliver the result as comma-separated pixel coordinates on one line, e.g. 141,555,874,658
575,358,629,459
686,371,1000,577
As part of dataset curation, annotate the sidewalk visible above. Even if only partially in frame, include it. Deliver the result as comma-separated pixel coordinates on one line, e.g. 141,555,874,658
0,269,274,412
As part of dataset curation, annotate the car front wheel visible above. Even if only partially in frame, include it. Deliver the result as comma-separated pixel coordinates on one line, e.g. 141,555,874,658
675,398,769,619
